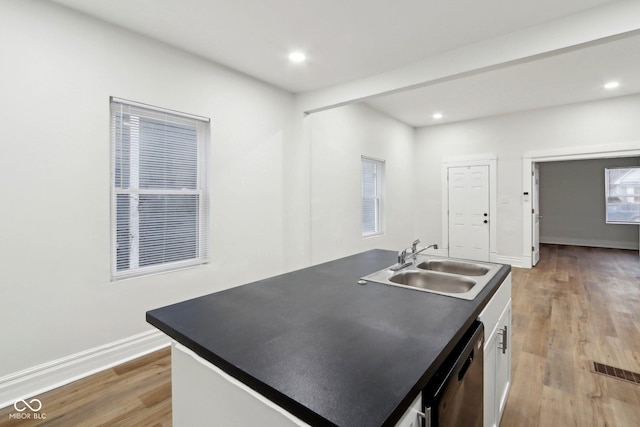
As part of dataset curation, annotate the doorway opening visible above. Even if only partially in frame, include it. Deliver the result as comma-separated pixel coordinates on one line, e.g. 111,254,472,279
522,143,640,268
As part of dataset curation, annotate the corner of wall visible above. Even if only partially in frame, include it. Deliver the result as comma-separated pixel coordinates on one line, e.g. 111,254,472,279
0,331,169,410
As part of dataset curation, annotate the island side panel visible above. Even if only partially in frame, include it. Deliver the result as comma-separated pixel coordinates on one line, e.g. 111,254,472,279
172,342,311,427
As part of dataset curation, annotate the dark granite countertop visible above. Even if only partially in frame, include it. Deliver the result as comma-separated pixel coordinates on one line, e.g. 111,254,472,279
146,249,510,427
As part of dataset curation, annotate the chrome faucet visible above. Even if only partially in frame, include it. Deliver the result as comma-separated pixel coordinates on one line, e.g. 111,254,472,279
411,239,420,255
391,239,438,271
398,248,409,265
409,239,439,261
391,248,412,271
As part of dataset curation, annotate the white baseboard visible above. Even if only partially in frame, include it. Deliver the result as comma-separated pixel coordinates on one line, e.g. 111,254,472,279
0,329,170,410
490,254,528,268
540,237,639,251
440,247,528,268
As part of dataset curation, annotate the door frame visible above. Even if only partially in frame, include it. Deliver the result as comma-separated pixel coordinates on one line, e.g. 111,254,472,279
522,142,640,268
532,163,540,266
442,154,497,259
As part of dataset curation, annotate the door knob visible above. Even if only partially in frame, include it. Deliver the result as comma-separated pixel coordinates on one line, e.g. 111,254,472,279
483,213,488,217
484,220,488,224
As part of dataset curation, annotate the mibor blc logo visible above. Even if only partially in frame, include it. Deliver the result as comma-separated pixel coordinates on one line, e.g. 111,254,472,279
9,398,46,420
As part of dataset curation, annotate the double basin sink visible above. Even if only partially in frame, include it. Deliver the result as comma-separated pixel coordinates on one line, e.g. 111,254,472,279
362,255,501,300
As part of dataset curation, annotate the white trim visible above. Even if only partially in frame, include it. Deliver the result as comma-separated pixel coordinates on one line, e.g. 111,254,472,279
522,142,640,268
441,154,498,260
490,254,527,268
442,153,497,166
414,250,523,266
540,237,639,251
0,330,169,409
110,96,210,123
523,141,640,162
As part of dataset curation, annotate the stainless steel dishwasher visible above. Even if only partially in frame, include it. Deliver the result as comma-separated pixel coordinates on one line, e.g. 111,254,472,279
422,321,484,427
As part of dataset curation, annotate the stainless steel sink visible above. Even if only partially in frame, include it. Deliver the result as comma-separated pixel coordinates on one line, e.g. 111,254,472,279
416,259,490,276
361,255,500,300
389,270,476,293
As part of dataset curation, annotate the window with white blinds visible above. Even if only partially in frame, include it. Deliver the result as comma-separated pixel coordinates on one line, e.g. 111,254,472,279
110,98,209,280
361,156,384,237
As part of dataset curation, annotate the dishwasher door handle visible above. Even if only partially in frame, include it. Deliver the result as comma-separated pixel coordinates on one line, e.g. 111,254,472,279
457,350,474,382
417,407,432,427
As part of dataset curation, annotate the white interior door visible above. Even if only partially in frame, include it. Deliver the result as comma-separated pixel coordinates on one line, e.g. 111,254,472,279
448,165,490,261
532,163,540,266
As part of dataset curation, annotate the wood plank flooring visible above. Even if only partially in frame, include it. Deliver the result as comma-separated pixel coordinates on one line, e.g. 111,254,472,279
502,244,640,427
1,244,639,426
0,347,171,427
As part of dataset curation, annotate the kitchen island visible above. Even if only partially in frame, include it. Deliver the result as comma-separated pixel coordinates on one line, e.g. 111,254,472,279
147,249,511,426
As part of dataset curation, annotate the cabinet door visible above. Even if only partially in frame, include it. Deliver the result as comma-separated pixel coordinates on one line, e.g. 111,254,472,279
393,394,422,427
483,330,498,427
478,274,512,427
495,301,512,422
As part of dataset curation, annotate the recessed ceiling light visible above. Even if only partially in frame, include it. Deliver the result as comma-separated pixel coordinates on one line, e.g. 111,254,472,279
604,81,620,90
288,51,306,63
433,113,443,120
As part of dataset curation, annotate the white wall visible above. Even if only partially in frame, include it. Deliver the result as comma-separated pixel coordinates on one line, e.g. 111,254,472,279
308,104,415,264
3,0,640,403
415,94,640,264
539,158,640,249
0,0,293,379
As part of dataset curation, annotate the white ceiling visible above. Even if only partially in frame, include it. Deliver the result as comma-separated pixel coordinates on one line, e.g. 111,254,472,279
50,0,639,127
366,33,640,127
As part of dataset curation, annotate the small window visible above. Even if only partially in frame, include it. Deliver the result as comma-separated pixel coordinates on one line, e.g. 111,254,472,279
110,98,210,280
361,156,384,236
605,167,640,224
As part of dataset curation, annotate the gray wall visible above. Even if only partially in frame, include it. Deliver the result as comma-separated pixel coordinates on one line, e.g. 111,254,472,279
539,158,640,249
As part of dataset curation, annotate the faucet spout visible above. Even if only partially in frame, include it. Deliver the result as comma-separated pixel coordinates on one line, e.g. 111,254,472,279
411,243,439,261
411,239,420,255
390,240,439,271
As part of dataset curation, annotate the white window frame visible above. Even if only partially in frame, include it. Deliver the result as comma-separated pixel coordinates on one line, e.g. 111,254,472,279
361,156,385,237
110,97,210,280
605,166,640,224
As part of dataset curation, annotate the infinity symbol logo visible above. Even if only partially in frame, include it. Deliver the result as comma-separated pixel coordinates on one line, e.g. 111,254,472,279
13,398,42,412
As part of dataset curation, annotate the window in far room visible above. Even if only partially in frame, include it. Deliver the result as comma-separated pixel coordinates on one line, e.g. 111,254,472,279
110,98,210,280
605,166,640,224
361,156,385,237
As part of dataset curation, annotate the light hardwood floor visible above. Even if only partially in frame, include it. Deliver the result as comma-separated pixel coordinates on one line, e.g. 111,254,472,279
0,348,171,427
1,244,639,426
502,244,640,427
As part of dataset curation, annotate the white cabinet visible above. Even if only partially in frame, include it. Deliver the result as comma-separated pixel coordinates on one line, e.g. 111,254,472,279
478,273,512,427
394,394,423,427
483,330,498,427
495,301,511,421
